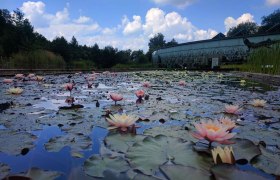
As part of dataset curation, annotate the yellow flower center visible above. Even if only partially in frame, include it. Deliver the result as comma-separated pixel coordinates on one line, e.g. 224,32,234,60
205,125,220,131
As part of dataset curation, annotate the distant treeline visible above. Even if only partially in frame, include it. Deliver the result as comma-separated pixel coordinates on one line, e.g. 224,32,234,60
227,9,280,37
0,9,153,69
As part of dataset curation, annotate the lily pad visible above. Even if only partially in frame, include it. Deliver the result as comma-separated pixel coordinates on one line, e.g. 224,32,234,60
83,154,130,178
211,164,268,180
104,133,146,153
159,164,211,180
232,138,261,162
0,163,10,179
7,168,61,180
45,133,92,152
133,173,161,180
0,130,37,155
252,145,280,176
143,125,196,142
126,135,212,175
26,168,61,180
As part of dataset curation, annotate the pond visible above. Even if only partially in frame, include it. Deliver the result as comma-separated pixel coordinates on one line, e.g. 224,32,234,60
0,71,279,179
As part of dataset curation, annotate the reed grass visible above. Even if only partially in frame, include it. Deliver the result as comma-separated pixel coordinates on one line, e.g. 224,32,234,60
1,50,66,69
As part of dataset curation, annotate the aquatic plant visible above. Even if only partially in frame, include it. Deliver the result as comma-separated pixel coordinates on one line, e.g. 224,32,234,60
110,93,123,105
142,81,151,88
64,83,74,96
106,113,138,131
224,105,240,114
191,120,236,147
15,74,24,79
178,80,186,86
65,96,75,104
3,79,13,83
27,73,35,78
251,99,266,107
211,146,235,164
36,76,44,83
219,117,236,131
7,87,23,94
135,90,145,99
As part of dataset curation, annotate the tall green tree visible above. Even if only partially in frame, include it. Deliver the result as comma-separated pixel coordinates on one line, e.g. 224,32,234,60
51,36,70,62
147,33,166,62
227,22,258,37
259,9,280,33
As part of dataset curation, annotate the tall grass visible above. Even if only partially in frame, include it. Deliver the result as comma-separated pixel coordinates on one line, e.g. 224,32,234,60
1,50,66,69
69,60,95,70
245,43,280,75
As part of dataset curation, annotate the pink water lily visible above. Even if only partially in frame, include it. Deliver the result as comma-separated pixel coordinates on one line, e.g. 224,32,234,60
219,117,236,131
3,79,13,83
135,90,145,99
191,120,236,147
142,81,151,88
178,80,186,86
110,93,123,105
64,83,74,96
15,74,24,79
106,113,138,131
224,105,240,114
27,73,35,78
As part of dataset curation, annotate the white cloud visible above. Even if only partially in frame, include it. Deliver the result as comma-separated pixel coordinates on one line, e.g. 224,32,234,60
151,0,196,8
224,13,254,32
73,16,91,24
123,15,142,35
266,0,280,6
143,8,217,42
20,2,218,52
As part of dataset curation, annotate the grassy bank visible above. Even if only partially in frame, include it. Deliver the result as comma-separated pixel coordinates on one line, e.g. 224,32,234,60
112,62,155,70
222,43,280,75
0,50,66,69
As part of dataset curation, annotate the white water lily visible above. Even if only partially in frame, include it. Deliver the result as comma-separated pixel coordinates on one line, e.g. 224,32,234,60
7,87,23,94
212,146,235,164
251,99,266,107
106,113,138,131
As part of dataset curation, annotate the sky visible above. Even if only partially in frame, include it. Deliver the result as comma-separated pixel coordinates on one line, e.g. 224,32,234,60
1,0,279,51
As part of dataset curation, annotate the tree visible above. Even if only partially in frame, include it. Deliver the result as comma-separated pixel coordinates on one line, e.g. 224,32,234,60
51,36,70,62
148,33,166,51
70,36,78,47
147,33,166,62
227,22,258,37
259,9,280,33
166,38,178,47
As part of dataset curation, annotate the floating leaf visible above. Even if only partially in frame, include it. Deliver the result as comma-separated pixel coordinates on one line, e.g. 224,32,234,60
133,173,161,180
252,145,280,176
83,154,130,178
71,151,84,158
26,168,61,180
126,135,212,175
0,130,36,155
0,163,10,179
211,164,267,180
160,164,211,180
232,138,261,161
143,126,196,142
104,133,146,153
45,134,92,152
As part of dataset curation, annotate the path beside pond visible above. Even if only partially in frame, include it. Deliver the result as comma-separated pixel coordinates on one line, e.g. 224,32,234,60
234,72,280,86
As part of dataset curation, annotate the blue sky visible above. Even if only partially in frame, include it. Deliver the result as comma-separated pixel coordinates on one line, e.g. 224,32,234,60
1,0,279,51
